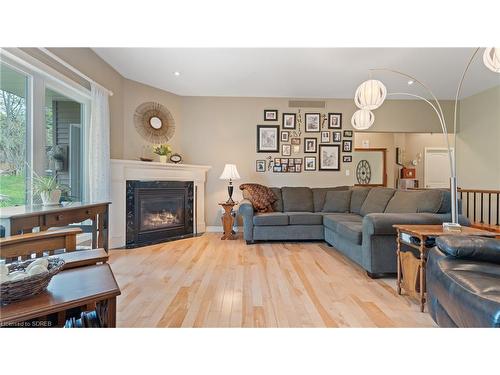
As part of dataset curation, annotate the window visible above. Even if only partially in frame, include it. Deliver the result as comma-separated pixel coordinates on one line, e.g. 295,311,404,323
0,54,89,208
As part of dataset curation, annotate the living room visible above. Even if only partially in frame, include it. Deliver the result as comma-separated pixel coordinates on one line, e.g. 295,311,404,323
1,2,499,374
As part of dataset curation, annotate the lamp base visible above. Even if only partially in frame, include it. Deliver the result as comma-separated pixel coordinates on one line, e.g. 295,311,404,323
442,222,462,232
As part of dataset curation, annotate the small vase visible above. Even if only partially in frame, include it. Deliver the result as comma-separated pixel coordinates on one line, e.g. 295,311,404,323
159,155,168,163
41,189,62,206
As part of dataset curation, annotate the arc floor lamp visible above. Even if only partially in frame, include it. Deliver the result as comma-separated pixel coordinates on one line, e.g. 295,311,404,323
351,47,500,228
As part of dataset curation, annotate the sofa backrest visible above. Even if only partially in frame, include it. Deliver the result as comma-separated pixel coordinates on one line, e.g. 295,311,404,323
312,186,350,212
385,189,445,214
359,187,396,216
270,187,283,212
349,186,372,214
281,187,314,212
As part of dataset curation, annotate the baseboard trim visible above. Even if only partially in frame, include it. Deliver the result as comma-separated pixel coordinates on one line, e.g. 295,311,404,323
206,226,242,233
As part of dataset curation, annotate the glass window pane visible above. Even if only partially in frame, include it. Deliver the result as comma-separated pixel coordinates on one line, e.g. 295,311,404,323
0,63,28,207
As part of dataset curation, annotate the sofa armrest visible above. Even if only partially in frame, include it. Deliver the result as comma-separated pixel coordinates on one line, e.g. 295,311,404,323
238,199,255,241
436,236,500,264
363,213,470,236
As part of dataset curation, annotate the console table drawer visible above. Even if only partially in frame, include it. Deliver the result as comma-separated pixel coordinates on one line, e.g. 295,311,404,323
45,208,98,226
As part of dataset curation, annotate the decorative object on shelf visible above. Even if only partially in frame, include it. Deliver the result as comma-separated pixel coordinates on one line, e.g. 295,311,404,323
281,131,290,142
219,164,241,204
351,109,375,130
304,137,317,153
218,202,238,240
256,160,266,172
305,113,321,132
356,160,372,184
401,167,416,179
343,130,353,137
0,257,65,305
282,113,296,129
333,131,342,142
257,125,280,153
134,101,175,144
328,113,342,129
169,153,182,164
318,144,340,171
153,144,172,163
33,173,68,206
343,155,352,163
321,131,330,143
139,157,153,162
282,144,291,156
353,47,500,226
342,140,352,152
304,156,316,171
264,109,278,121
291,137,301,145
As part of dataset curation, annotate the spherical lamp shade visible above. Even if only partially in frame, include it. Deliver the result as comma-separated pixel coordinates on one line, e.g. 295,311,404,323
483,47,500,73
351,109,375,130
354,79,387,110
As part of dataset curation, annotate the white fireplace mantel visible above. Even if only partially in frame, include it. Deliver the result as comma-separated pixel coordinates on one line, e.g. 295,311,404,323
109,159,211,249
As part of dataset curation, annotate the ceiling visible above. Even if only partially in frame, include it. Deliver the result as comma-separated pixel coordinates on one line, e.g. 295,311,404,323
93,48,500,99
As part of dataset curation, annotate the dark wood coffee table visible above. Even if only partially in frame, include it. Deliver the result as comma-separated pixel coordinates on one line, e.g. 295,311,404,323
0,263,120,327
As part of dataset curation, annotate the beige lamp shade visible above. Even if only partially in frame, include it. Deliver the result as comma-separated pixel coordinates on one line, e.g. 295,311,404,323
483,47,500,73
351,109,375,130
354,79,387,110
219,164,241,180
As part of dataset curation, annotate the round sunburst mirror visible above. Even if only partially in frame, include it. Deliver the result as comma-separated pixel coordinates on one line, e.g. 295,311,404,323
134,102,175,143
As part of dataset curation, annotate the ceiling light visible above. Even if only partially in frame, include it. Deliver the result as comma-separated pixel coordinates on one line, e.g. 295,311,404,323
173,71,181,76
407,80,414,85
354,79,387,110
483,47,500,73
351,109,375,130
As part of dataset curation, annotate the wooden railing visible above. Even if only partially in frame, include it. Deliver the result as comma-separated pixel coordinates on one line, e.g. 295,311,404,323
458,188,500,231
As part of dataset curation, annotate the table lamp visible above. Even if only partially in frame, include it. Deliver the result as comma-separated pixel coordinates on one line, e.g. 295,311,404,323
219,164,240,204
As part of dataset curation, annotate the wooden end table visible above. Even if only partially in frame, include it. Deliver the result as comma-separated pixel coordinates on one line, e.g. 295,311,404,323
393,224,495,312
219,202,238,240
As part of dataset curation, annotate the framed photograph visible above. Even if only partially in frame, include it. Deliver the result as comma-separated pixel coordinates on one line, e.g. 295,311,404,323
288,166,295,173
328,113,342,129
281,158,288,164
304,137,317,153
342,140,352,152
264,109,278,121
289,158,295,166
305,113,321,132
295,164,302,173
343,130,353,137
291,137,301,146
274,158,281,166
333,131,342,142
282,113,296,129
282,165,288,172
273,165,282,172
257,125,280,153
292,145,300,154
256,160,266,172
319,144,340,171
343,155,352,163
281,131,289,142
321,131,330,143
294,158,302,164
304,156,316,171
281,143,292,156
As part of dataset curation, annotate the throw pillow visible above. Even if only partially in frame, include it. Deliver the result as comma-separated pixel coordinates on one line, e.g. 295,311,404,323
239,183,277,213
322,190,352,213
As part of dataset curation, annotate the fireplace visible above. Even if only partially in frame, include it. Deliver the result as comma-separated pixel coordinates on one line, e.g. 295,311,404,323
126,180,194,248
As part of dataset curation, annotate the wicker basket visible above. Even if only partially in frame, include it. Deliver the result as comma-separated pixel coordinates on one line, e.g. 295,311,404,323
1,258,65,305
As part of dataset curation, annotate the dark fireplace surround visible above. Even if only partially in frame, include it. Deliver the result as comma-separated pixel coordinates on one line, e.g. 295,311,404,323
126,180,194,248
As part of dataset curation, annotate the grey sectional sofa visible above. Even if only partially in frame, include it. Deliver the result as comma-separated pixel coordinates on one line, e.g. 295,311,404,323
238,186,469,277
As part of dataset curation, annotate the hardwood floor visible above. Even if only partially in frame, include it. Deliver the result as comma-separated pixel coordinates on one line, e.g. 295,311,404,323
109,233,436,327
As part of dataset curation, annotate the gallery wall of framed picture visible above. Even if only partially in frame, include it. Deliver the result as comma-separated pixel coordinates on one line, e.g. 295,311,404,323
255,108,354,173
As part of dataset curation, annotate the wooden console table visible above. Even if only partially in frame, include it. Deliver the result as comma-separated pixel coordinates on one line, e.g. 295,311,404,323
0,263,120,328
0,202,110,252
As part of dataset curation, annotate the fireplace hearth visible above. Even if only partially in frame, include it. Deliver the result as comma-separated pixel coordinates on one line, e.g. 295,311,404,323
126,180,194,248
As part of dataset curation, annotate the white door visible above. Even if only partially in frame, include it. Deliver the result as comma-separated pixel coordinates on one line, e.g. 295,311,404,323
424,147,454,188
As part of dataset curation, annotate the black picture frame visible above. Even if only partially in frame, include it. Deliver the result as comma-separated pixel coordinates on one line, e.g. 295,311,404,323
257,125,280,153
256,160,266,172
319,144,340,171
342,140,352,153
328,113,342,129
343,130,353,137
305,113,321,132
342,155,352,163
304,137,317,153
282,113,297,129
304,156,317,171
333,131,342,142
264,109,278,121
281,131,289,142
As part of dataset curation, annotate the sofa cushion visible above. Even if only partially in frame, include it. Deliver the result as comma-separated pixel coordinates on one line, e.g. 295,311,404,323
349,187,371,214
437,236,500,265
385,189,444,214
312,186,349,212
281,187,313,212
253,212,288,226
335,221,363,245
322,190,352,213
270,187,283,212
360,187,396,216
323,213,363,231
287,212,324,225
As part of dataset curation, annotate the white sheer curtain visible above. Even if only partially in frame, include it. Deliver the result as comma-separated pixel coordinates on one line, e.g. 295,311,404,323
86,84,111,202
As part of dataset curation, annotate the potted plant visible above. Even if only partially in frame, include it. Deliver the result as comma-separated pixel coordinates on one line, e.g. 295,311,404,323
153,144,172,163
33,174,68,206
48,145,65,171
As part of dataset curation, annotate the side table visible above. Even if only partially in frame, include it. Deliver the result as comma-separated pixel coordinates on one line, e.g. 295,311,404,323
219,202,237,240
393,224,494,312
